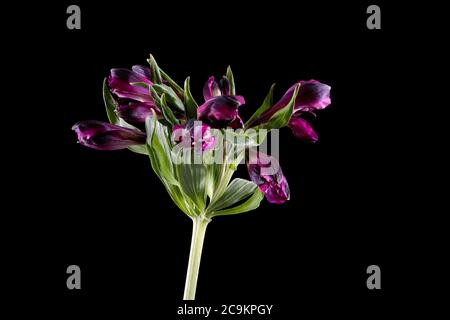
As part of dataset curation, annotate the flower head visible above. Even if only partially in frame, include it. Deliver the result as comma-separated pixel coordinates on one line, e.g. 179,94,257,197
72,120,146,150
247,152,290,204
108,65,153,103
197,96,245,129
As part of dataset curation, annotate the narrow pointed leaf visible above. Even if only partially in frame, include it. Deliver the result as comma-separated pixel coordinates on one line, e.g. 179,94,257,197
261,83,300,130
148,54,163,84
207,178,258,213
245,83,275,127
226,66,236,95
210,188,264,217
184,77,198,119
160,69,184,97
153,84,185,112
103,78,119,125
160,93,180,126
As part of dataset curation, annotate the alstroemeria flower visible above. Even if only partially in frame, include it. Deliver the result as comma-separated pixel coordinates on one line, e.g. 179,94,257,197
198,76,245,129
108,65,153,103
275,80,331,113
72,120,146,150
251,80,331,142
116,100,161,124
203,76,231,100
172,120,216,151
247,152,290,204
197,96,245,129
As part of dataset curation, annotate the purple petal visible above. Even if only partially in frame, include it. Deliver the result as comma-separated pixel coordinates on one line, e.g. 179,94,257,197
108,68,153,103
288,116,318,142
197,95,245,129
295,80,331,111
72,120,146,151
116,101,160,124
172,120,216,151
219,76,231,95
131,65,152,81
247,152,290,204
203,76,221,101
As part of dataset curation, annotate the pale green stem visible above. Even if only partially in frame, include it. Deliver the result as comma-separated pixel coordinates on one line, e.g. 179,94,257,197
183,216,210,300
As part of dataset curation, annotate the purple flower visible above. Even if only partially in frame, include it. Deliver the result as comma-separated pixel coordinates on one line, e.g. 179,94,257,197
116,100,160,124
203,76,231,100
108,65,153,103
197,96,245,129
247,152,290,204
72,120,146,151
251,79,331,141
198,75,245,129
276,80,331,113
172,120,216,151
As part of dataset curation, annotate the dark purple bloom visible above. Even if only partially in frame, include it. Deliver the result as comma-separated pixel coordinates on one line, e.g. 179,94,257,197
116,100,160,124
254,80,331,125
72,120,146,151
247,152,290,204
108,65,153,103
288,116,318,142
197,96,245,129
277,80,331,113
172,120,216,151
203,76,231,100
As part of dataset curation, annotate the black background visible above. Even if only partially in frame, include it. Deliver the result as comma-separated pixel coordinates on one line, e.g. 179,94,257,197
6,0,445,318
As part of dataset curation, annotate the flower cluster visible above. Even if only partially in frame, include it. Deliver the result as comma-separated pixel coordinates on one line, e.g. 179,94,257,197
73,55,331,206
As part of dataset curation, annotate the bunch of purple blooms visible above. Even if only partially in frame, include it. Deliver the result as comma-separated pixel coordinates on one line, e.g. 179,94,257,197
73,55,331,299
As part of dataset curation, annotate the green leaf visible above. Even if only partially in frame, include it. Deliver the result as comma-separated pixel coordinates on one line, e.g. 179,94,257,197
129,82,150,88
145,115,179,186
226,66,236,95
148,54,163,84
176,159,208,214
103,78,119,125
159,93,180,126
152,84,185,112
244,83,275,128
210,188,264,217
160,69,184,97
207,178,257,213
261,83,300,130
184,77,198,119
145,143,195,217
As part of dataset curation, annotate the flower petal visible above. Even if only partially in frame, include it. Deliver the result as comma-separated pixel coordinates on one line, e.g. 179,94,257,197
197,95,245,128
203,76,221,101
116,101,160,124
295,80,331,111
219,76,231,96
288,116,318,142
131,65,152,81
247,152,290,204
108,68,153,102
72,120,146,150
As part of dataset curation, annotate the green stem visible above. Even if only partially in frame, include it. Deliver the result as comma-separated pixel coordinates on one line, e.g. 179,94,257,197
183,216,210,300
